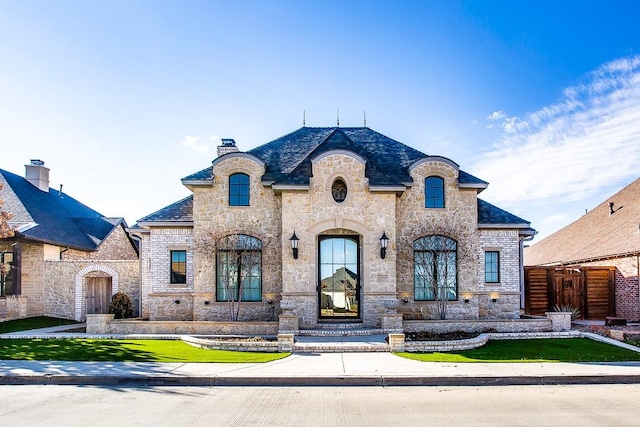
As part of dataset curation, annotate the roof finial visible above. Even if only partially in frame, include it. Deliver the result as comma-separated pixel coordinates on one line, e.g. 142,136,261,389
337,108,340,127
303,110,306,127
363,110,367,127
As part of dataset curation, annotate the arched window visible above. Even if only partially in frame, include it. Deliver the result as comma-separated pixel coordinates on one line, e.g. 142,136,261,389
216,234,262,302
425,176,445,208
229,173,250,206
413,235,457,301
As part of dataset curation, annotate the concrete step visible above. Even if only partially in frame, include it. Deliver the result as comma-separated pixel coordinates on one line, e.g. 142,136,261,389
292,334,390,353
298,327,386,337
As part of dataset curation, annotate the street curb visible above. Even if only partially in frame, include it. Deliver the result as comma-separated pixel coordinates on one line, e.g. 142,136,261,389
3,374,640,387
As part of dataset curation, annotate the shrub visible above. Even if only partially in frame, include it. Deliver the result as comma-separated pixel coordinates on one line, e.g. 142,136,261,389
109,292,133,319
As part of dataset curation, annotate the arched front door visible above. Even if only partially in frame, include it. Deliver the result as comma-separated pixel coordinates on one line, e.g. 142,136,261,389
318,235,360,319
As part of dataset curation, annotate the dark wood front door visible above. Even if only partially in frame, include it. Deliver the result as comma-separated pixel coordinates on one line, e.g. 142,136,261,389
554,268,584,315
87,277,112,315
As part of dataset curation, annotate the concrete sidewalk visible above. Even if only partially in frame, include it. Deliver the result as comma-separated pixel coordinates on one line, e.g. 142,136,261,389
2,325,640,386
3,351,640,387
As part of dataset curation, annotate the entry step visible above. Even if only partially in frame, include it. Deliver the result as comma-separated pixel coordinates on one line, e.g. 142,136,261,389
298,327,387,337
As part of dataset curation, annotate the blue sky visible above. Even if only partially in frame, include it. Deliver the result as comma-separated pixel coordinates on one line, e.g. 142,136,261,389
2,0,640,240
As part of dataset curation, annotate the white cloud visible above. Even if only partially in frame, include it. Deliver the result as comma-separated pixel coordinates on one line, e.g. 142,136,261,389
471,55,640,235
181,135,210,153
487,111,507,121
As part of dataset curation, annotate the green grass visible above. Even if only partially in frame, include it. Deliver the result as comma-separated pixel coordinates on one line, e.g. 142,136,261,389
397,338,640,363
0,316,78,334
0,339,289,363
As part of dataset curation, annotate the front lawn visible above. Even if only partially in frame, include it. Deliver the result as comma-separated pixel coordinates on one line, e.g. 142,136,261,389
0,339,289,363
0,316,79,334
397,338,640,363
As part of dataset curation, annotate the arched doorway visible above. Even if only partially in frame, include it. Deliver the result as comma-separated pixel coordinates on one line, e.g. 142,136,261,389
318,235,360,319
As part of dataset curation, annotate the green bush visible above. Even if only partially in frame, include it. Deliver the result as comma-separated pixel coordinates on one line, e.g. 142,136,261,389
108,292,133,319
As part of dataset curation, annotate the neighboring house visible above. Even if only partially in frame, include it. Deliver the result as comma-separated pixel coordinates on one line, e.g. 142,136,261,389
524,177,640,321
0,160,139,321
131,127,535,328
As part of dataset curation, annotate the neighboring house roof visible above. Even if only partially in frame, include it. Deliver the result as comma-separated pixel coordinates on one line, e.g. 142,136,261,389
0,168,129,251
524,177,640,266
183,127,489,188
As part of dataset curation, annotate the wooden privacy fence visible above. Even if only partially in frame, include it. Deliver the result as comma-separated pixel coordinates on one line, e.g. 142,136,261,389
524,266,615,320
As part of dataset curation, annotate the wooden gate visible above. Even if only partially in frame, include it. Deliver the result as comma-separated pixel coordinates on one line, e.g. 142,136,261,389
86,277,112,315
524,266,614,320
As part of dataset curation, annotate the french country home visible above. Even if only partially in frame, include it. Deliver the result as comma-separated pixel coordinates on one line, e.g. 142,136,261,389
0,160,139,321
130,126,536,330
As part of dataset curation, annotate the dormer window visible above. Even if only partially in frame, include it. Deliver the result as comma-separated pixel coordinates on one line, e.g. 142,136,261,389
425,176,444,208
229,173,250,206
331,178,348,203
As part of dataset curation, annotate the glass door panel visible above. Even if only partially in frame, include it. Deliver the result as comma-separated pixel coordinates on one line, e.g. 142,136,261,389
319,236,359,319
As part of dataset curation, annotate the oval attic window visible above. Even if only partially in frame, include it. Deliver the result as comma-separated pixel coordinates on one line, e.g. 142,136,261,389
331,178,348,203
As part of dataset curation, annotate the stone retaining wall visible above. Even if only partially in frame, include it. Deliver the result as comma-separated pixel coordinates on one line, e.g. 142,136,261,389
403,318,553,334
90,317,278,335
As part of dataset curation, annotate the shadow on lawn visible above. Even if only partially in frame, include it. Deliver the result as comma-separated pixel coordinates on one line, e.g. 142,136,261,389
0,339,160,362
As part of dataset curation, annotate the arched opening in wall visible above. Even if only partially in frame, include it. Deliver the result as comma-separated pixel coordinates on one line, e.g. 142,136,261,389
85,271,113,315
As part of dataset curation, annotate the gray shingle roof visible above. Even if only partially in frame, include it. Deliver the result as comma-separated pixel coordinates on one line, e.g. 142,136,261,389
0,168,127,251
143,126,527,229
137,195,193,223
477,198,531,226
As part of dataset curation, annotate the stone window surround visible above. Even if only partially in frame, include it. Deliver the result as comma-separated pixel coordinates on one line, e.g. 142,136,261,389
424,174,446,209
327,172,354,206
483,246,502,285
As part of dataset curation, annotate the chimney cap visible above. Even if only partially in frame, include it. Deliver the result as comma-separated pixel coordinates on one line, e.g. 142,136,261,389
221,138,236,147
30,159,45,166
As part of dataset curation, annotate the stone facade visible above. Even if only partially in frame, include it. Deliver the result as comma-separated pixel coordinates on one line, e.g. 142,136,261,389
136,128,532,330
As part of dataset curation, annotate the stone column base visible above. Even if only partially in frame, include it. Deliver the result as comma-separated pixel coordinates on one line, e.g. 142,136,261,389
277,333,295,352
86,314,115,334
545,312,571,332
388,333,405,352
382,313,403,332
278,314,300,334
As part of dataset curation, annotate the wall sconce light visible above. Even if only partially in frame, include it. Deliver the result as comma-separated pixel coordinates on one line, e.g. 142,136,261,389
490,293,499,303
174,299,181,304
204,300,210,306
402,297,409,303
267,299,273,305
380,231,389,259
290,231,299,259
462,293,471,303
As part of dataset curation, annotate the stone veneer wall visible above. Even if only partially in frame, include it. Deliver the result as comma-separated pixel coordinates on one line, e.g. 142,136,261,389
395,160,481,320
44,260,139,320
190,155,282,321
280,152,398,328
403,318,552,334
17,242,45,316
62,225,138,261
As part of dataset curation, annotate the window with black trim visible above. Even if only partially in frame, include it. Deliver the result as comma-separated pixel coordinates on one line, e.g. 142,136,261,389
216,234,262,302
425,176,445,208
413,235,457,301
484,251,500,283
170,250,187,284
229,173,250,206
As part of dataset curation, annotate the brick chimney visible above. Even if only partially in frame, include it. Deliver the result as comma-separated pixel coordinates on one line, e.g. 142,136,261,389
25,159,50,192
217,138,240,157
